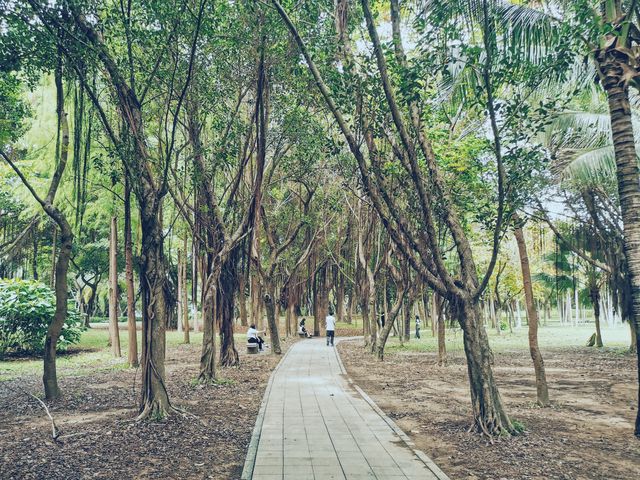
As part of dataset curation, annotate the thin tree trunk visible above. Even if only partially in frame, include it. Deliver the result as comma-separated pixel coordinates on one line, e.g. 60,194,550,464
514,221,550,407
108,215,121,357
181,237,190,344
238,272,248,327
435,294,446,366
591,286,604,348
336,271,345,323
50,226,57,288
124,176,138,367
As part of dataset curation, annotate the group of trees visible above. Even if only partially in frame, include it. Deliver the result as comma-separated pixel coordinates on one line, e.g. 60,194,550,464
0,0,638,437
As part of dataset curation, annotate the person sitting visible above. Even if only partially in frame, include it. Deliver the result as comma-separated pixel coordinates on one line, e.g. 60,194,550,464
298,318,311,338
247,324,266,351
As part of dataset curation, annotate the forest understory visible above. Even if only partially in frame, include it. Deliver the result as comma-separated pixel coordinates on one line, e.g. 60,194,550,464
338,340,639,480
0,339,293,480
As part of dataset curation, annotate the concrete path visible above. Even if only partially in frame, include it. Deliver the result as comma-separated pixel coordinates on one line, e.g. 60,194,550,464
242,338,449,480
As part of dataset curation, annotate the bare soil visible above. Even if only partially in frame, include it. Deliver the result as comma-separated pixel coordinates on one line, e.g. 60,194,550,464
0,339,293,480
338,340,640,480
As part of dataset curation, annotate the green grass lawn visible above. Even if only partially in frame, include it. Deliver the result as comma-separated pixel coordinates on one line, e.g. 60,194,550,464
1,318,633,382
0,329,247,381
385,323,633,354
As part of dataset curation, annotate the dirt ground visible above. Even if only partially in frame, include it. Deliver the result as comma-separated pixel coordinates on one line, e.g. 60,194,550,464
338,340,640,480
0,339,293,480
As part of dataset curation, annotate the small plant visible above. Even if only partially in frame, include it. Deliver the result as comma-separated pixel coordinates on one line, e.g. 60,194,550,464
511,419,526,434
0,279,84,358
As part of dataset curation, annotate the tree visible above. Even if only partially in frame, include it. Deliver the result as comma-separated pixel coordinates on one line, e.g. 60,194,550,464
1,62,73,400
514,214,550,407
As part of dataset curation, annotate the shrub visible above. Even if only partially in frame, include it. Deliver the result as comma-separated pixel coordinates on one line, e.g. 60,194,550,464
0,279,84,358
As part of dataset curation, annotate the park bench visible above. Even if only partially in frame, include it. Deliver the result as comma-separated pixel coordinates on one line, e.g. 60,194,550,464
247,342,259,354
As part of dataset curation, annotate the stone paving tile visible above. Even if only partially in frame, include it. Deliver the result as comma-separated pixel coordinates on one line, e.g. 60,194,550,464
249,338,447,479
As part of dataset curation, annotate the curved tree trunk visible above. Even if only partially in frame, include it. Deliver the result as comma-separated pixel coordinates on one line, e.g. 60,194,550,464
599,50,640,436
458,300,513,436
514,221,550,407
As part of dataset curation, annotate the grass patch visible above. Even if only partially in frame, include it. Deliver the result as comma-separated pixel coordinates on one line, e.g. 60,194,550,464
384,324,633,355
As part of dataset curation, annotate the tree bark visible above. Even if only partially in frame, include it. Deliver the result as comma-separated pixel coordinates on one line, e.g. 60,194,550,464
238,271,248,327
108,215,121,357
137,201,171,418
514,221,550,407
263,282,282,354
591,286,604,348
199,284,217,382
124,176,138,367
598,48,640,436
458,300,513,435
435,293,447,366
181,237,190,344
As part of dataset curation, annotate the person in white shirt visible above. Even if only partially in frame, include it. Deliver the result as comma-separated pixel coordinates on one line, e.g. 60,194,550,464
298,318,311,338
415,315,421,339
325,311,336,346
247,324,266,351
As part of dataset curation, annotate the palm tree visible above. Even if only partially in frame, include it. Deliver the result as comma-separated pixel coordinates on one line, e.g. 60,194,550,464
431,0,640,438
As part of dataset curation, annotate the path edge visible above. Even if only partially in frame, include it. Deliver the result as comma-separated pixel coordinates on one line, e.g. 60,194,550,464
240,342,296,480
333,338,451,480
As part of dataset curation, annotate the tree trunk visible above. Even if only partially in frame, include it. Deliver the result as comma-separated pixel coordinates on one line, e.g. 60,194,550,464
43,225,73,400
599,52,640,435
458,300,513,435
199,285,217,382
263,282,282,354
336,271,345,322
137,203,171,419
108,216,121,357
50,226,57,288
181,237,190,344
435,293,446,366
218,255,239,366
376,288,405,360
514,222,550,407
591,286,604,348
238,272,248,327
124,176,139,367
403,297,411,342
251,273,263,330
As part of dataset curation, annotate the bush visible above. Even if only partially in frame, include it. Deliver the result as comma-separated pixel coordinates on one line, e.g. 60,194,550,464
0,279,84,358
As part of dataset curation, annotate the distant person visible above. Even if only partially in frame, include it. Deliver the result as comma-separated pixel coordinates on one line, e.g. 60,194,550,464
298,318,311,338
415,314,421,339
247,324,266,351
325,310,336,346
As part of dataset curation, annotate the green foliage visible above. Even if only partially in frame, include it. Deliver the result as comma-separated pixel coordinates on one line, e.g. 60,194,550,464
0,279,84,357
0,72,30,147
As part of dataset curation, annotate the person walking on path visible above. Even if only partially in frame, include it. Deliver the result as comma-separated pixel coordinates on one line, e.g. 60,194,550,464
415,314,421,339
325,310,336,346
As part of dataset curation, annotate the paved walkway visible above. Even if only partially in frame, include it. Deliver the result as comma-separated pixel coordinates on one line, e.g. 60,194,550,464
242,338,449,480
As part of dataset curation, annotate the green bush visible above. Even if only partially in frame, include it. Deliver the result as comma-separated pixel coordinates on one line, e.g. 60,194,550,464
0,279,84,358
